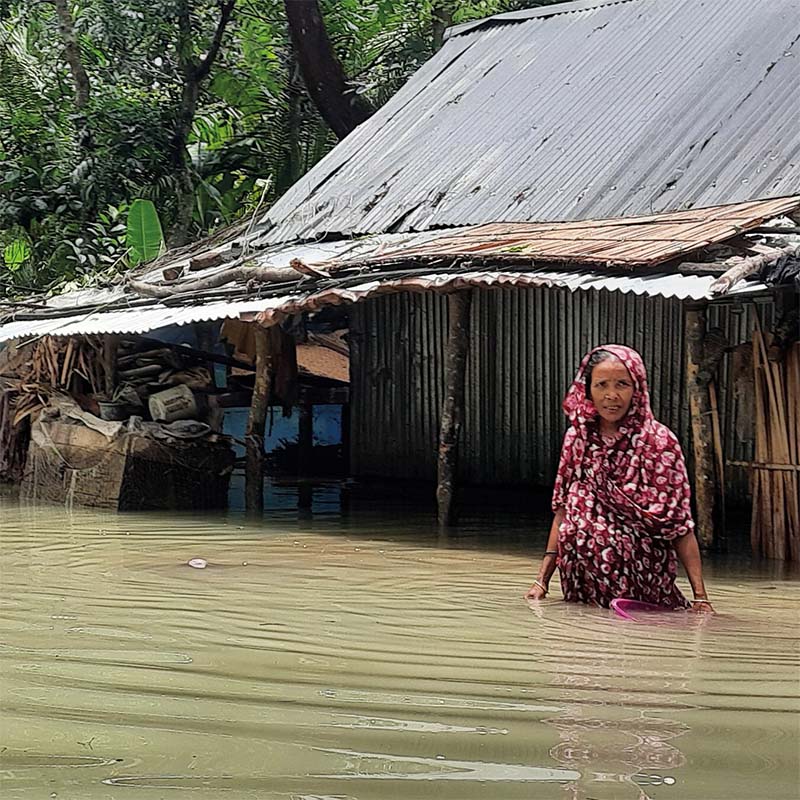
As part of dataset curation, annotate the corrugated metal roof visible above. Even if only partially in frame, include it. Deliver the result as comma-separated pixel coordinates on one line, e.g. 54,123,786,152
0,267,766,345
255,0,800,245
4,199,793,344
360,197,800,268
445,0,635,39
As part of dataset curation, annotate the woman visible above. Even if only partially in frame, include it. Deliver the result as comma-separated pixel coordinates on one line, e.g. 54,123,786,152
525,344,714,612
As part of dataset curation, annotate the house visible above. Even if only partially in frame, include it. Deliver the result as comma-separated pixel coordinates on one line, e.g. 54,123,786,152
1,0,798,554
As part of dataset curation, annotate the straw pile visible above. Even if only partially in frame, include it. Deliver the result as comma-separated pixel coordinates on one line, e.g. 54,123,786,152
751,333,800,560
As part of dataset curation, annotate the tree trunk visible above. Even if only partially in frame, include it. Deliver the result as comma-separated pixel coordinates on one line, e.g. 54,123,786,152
53,0,90,109
167,0,236,247
283,0,373,140
685,305,716,550
245,324,271,514
437,290,472,527
53,0,93,166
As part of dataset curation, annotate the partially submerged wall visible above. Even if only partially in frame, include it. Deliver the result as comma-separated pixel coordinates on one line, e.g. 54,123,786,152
22,418,234,511
349,285,774,502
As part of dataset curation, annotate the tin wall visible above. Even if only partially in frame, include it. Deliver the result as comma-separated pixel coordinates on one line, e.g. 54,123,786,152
350,287,774,500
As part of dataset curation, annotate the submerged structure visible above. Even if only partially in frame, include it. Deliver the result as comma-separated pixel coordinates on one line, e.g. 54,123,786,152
1,0,798,557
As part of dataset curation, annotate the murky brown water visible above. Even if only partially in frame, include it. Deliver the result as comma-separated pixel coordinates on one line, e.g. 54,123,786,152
1,490,798,799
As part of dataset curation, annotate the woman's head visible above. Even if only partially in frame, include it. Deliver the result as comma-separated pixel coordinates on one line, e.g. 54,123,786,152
563,344,653,434
583,348,634,429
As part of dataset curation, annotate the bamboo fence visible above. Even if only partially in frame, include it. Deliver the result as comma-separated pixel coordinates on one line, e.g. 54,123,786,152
750,333,800,561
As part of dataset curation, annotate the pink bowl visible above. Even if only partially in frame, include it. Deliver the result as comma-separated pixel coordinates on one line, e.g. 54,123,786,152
611,598,676,620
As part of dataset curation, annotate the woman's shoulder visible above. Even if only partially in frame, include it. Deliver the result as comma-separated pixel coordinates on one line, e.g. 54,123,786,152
561,425,581,448
648,421,683,452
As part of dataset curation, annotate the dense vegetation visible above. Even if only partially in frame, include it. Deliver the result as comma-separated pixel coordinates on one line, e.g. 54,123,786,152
0,0,555,294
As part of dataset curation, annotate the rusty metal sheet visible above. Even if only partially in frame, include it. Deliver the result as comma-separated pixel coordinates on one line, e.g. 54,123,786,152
359,197,800,268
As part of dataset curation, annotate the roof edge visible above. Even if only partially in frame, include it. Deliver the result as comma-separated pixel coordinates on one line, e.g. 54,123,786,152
444,0,638,40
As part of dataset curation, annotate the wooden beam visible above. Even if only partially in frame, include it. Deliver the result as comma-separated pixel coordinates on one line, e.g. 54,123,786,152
437,290,472,527
245,325,271,514
685,304,716,550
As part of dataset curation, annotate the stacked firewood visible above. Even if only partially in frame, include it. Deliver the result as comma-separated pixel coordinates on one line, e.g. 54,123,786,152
14,336,104,425
1,336,106,426
0,336,106,480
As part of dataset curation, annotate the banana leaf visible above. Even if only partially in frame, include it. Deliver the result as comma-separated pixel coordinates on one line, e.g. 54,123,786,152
126,199,164,265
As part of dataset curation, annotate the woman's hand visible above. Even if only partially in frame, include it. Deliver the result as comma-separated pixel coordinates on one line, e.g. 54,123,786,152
688,599,715,614
524,581,548,601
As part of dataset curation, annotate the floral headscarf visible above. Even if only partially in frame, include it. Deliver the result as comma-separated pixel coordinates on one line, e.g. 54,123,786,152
553,344,694,541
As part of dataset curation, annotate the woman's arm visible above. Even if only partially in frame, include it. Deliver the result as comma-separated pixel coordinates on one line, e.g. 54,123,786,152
674,532,715,613
524,509,564,599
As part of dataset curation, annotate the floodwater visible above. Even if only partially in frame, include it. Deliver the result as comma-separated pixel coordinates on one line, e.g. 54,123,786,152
0,487,798,800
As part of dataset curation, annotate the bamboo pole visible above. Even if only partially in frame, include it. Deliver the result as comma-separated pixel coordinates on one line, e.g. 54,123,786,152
709,380,726,541
754,327,789,561
245,325,272,514
789,344,800,560
437,290,472,527
751,331,767,556
685,305,716,550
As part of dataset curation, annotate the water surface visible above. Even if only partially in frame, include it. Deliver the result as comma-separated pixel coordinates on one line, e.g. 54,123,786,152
0,491,798,799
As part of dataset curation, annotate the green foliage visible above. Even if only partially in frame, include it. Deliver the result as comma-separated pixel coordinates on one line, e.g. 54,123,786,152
126,199,164,265
0,0,549,294
3,239,30,271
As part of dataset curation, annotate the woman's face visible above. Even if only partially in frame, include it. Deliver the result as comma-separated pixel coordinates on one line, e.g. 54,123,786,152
589,357,634,428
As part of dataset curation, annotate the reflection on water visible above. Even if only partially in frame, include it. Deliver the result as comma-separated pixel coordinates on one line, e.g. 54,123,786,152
0,487,798,799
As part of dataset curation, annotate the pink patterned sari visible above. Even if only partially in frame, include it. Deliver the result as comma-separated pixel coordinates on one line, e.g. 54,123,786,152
552,345,693,609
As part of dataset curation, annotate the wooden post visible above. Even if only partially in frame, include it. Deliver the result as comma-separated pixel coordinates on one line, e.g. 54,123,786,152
245,325,271,514
685,304,716,550
102,335,119,398
298,400,314,475
341,400,351,474
437,290,472,527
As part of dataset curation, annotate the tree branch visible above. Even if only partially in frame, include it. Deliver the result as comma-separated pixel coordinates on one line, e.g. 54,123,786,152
128,263,306,299
167,0,236,247
709,245,799,295
283,0,373,140
196,0,236,81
